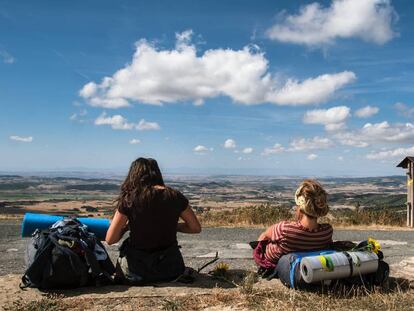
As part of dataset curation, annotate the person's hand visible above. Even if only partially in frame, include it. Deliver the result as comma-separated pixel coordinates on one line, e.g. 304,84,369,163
258,232,269,241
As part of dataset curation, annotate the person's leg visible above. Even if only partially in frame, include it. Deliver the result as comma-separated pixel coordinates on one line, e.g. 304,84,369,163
253,240,277,278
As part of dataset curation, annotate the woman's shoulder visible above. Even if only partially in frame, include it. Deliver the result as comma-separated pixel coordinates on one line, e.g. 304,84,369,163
158,185,180,195
318,223,333,233
158,186,187,201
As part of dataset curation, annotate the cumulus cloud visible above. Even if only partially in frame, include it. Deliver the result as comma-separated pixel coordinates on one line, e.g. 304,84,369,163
136,119,161,131
303,106,351,131
262,143,285,155
307,154,318,160
94,113,136,130
335,121,414,147
94,112,160,131
288,136,333,151
79,31,355,108
267,71,356,105
394,102,414,117
366,146,414,160
224,139,237,149
242,147,254,154
262,136,333,155
9,135,33,142
129,139,141,144
193,145,212,154
266,0,397,47
355,106,379,118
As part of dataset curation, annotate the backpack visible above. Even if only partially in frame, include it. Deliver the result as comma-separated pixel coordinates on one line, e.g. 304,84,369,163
21,218,115,289
277,249,389,290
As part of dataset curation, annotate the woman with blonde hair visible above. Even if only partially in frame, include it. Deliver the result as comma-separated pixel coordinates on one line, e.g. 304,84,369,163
253,179,333,272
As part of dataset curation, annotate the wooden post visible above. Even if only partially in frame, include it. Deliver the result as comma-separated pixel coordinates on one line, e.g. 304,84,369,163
411,162,414,227
408,162,414,228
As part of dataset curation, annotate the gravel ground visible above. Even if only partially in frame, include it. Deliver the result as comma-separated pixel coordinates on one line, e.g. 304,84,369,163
1,220,414,276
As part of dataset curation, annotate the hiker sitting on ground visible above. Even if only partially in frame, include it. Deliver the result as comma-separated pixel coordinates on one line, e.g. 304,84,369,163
253,179,333,273
105,157,201,284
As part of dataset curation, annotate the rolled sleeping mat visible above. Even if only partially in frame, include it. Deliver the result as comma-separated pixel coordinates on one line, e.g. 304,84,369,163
300,251,379,284
21,213,110,240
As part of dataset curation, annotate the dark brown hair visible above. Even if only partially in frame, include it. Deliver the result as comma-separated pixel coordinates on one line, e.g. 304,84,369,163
116,157,165,216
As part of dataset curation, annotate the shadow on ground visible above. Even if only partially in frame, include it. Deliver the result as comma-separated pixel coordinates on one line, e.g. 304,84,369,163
35,269,250,298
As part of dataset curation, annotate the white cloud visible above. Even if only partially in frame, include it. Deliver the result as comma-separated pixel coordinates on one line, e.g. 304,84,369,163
355,105,379,118
366,146,414,160
335,121,414,147
9,135,33,143
307,153,318,160
94,112,136,130
129,139,141,144
94,113,160,131
262,136,333,155
303,106,351,131
136,119,161,131
266,0,397,47
242,147,254,154
394,102,414,117
337,156,344,161
0,50,15,64
266,71,356,105
262,143,285,155
335,134,369,148
79,31,355,108
288,136,333,151
193,145,212,153
224,139,237,149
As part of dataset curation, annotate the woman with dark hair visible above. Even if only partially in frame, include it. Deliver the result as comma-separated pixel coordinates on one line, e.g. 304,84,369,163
105,157,201,284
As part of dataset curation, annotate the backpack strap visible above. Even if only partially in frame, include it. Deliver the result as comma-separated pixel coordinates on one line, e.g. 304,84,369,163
289,255,302,289
20,232,55,289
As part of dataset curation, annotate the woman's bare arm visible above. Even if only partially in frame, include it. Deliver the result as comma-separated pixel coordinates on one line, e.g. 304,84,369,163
258,225,273,241
177,206,201,233
105,210,128,245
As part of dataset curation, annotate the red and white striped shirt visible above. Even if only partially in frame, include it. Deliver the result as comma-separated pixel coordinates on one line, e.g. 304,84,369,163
265,221,333,263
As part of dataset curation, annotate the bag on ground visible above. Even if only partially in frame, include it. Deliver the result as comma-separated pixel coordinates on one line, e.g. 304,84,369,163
277,247,389,290
21,218,115,289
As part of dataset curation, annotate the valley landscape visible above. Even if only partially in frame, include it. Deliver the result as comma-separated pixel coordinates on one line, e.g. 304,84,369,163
0,173,407,227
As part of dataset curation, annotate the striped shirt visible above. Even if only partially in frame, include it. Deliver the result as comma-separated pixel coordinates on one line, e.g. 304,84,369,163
265,221,333,263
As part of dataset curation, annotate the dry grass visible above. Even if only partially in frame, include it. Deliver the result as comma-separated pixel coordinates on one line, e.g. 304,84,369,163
6,283,413,311
201,203,292,227
327,209,406,227
200,204,406,228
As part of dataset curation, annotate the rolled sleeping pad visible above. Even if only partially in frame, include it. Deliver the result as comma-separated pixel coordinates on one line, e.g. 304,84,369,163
21,213,110,240
300,251,378,283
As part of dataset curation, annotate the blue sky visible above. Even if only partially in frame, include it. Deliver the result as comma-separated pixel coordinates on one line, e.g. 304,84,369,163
1,0,414,176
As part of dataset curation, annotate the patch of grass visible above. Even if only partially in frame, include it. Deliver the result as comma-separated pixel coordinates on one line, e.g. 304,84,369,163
201,203,406,227
201,203,292,226
4,295,66,311
161,298,183,311
328,208,406,226
210,262,230,278
26,283,413,311
239,271,256,295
